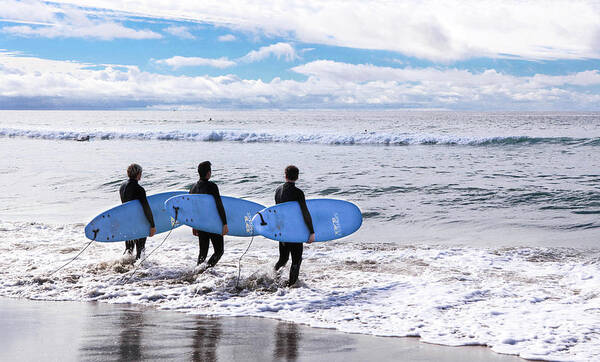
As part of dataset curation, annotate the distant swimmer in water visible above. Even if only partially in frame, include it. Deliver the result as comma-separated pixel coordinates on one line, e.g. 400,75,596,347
274,165,315,286
119,163,156,260
190,161,229,268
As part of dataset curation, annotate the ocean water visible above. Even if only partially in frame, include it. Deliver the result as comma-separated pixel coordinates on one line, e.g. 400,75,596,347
0,110,599,360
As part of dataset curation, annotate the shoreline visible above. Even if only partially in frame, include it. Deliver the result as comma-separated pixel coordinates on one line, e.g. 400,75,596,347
0,296,523,361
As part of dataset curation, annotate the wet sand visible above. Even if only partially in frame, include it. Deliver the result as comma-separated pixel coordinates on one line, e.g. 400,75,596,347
0,297,523,361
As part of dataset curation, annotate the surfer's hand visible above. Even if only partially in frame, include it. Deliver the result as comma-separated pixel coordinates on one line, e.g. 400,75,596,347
307,233,315,244
222,224,229,236
149,227,156,237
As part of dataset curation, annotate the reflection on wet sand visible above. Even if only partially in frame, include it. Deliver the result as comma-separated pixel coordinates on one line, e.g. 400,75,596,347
78,304,224,361
78,306,146,361
274,321,301,361
1,298,523,362
118,310,144,361
191,317,222,362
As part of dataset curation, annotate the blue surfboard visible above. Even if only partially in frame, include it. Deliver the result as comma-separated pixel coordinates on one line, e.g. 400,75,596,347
164,194,266,237
251,199,362,243
85,191,187,242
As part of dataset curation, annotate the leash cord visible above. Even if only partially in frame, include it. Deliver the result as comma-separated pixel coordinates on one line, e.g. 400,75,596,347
48,239,95,277
122,208,179,284
48,229,98,277
121,225,175,285
236,235,255,288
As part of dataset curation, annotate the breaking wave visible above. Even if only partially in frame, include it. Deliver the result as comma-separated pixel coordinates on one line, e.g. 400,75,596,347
0,127,596,146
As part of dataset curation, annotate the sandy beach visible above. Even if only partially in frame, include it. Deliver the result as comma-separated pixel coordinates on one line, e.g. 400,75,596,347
0,297,524,361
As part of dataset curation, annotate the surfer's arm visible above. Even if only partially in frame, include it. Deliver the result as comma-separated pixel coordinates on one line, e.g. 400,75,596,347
297,191,315,234
138,188,156,228
119,183,127,203
211,184,228,226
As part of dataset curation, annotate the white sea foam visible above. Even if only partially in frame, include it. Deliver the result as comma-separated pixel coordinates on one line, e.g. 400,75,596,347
0,127,593,146
1,220,598,361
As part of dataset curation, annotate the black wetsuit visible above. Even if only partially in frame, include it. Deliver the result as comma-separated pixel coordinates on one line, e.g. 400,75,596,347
190,179,227,266
119,178,155,259
274,182,314,286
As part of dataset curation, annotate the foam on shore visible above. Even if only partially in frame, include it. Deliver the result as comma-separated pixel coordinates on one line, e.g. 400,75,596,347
1,220,598,361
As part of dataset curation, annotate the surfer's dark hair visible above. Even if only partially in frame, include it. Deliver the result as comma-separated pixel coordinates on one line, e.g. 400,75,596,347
198,161,212,179
285,165,299,181
127,163,142,179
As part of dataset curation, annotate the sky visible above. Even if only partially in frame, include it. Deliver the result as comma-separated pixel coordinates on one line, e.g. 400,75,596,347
0,0,599,110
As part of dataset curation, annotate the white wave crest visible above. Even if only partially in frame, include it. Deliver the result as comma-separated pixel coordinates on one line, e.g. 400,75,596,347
0,127,591,146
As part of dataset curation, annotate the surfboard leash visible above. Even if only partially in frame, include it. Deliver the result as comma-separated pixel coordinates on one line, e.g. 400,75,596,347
256,211,267,225
234,211,266,288
121,208,179,285
48,229,98,277
236,235,255,288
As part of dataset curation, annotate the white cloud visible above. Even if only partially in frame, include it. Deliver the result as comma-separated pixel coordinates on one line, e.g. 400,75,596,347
46,0,600,61
0,0,161,40
293,60,600,91
164,25,195,39
3,23,161,40
292,60,495,84
290,60,600,107
241,42,297,62
0,0,58,24
155,56,236,69
0,53,599,110
218,34,236,42
157,42,298,69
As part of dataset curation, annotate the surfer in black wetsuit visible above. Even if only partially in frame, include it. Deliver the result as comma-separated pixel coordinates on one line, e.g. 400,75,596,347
274,165,315,286
119,163,156,260
190,161,229,267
